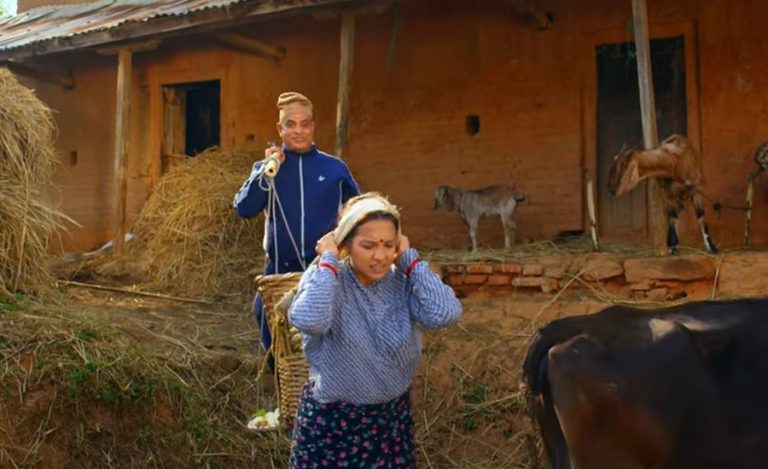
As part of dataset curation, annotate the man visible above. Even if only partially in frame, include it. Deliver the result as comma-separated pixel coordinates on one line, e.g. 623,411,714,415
233,92,359,366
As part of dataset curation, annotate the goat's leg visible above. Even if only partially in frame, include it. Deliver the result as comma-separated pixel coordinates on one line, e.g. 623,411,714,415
466,215,480,252
693,194,718,253
501,215,517,250
667,209,680,255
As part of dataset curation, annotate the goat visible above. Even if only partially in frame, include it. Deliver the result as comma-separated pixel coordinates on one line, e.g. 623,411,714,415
607,134,717,254
434,184,526,251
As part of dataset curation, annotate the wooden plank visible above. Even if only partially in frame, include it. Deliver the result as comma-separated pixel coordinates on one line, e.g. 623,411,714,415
334,12,355,159
214,33,285,61
113,48,132,256
0,60,75,89
161,86,187,172
631,0,667,256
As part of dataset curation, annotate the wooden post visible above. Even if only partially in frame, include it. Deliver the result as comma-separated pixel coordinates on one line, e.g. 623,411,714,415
113,48,132,255
744,172,756,247
631,0,667,256
587,180,600,250
335,13,355,159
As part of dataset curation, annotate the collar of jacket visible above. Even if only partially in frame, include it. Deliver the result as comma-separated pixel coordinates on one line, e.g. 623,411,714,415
282,143,318,157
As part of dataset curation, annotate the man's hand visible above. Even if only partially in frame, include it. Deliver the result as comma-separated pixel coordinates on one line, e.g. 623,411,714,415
315,232,339,257
265,145,285,164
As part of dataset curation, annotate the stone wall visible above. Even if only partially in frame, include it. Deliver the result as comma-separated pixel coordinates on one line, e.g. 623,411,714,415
439,251,768,302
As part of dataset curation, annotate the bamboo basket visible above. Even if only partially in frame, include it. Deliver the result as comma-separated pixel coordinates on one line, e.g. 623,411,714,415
255,272,307,428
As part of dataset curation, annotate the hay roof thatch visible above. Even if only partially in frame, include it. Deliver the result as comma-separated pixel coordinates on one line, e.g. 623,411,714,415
0,67,71,298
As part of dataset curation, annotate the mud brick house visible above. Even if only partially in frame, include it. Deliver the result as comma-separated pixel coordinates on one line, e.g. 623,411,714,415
1,0,766,252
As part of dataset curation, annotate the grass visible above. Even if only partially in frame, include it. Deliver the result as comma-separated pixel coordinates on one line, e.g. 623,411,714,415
0,302,288,468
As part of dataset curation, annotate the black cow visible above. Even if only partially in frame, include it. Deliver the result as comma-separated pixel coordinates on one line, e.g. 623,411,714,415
522,298,768,469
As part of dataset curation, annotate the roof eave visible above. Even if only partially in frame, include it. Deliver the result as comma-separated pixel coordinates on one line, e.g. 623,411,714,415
0,0,373,61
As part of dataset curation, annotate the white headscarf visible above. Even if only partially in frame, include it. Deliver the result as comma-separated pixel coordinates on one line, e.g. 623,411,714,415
334,194,401,245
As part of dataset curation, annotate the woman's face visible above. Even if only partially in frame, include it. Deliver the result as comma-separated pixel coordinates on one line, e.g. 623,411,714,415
346,219,398,286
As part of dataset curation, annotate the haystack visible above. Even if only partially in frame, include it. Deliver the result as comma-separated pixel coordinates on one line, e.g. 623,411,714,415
131,146,265,298
0,68,69,298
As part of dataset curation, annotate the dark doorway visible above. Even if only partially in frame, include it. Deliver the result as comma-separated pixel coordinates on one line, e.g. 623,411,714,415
161,80,220,171
185,81,220,155
596,37,687,241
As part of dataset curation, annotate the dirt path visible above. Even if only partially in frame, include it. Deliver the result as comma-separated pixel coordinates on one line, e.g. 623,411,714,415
1,285,612,468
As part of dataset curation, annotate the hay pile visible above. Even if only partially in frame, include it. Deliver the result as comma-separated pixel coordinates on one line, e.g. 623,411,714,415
131,146,264,298
0,68,69,298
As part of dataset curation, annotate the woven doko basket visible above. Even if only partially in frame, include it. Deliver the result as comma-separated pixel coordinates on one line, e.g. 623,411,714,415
255,272,307,428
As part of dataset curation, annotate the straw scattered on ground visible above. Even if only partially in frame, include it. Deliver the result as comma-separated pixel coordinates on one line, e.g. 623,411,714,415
411,300,549,469
421,237,713,264
0,292,285,468
0,68,72,298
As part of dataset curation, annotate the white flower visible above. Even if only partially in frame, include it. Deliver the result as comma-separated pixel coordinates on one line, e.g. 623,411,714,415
247,408,281,430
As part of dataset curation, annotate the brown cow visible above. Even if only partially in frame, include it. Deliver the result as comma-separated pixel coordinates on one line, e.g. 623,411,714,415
607,134,717,254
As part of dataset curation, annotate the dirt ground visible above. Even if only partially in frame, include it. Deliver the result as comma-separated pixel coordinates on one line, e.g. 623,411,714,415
0,282,613,468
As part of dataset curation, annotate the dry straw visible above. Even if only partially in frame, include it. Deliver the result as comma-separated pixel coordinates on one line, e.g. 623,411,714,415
130,146,265,298
0,67,72,298
0,301,288,467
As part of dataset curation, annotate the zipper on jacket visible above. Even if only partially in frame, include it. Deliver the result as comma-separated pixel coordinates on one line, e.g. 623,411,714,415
299,156,306,258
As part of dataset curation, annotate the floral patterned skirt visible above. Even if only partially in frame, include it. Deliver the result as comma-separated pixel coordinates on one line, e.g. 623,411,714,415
289,383,416,468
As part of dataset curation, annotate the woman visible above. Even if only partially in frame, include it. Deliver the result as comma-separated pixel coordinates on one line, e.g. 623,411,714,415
288,192,462,467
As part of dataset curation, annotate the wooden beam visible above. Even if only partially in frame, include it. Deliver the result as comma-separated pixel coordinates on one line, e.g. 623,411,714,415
214,32,285,61
0,60,75,89
631,0,667,256
506,0,553,31
312,1,395,21
96,39,161,56
334,13,355,160
0,0,380,61
113,48,132,256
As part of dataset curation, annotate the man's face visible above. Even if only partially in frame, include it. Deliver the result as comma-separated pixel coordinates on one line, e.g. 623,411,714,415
277,110,315,153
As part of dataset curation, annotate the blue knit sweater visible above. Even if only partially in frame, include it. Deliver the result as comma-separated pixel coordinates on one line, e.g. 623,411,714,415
288,248,462,404
233,144,359,272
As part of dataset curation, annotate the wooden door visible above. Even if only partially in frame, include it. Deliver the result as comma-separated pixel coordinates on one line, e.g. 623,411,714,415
596,36,687,242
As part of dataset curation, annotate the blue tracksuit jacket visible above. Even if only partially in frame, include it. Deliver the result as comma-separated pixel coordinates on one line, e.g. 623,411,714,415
233,144,359,273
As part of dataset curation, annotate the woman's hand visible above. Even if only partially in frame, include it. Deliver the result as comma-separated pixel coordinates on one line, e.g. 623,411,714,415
315,232,339,257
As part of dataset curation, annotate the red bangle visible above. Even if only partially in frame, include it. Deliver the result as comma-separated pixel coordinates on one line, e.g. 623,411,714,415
405,258,421,277
318,261,338,276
